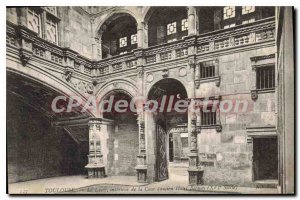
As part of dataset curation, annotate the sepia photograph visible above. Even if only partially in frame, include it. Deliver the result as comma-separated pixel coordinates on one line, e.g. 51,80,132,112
5,4,295,195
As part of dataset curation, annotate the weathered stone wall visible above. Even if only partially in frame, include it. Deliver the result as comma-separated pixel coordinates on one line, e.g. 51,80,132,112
276,7,294,193
196,46,276,186
64,7,93,58
106,114,139,176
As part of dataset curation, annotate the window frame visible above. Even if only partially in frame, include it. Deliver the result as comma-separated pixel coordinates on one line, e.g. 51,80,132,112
27,7,42,36
200,107,217,126
200,60,216,79
256,65,275,90
45,14,59,44
195,96,222,132
26,7,60,45
222,6,258,29
250,54,276,100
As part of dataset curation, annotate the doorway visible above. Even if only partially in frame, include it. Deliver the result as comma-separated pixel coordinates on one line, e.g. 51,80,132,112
253,137,278,181
147,78,188,182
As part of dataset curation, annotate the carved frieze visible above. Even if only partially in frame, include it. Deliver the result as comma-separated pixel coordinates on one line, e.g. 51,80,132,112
70,78,94,94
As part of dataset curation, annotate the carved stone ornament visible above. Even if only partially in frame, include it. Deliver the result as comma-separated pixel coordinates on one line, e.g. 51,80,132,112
216,125,222,132
251,90,258,100
162,69,169,78
86,84,94,94
195,80,200,89
188,56,196,68
146,73,154,82
137,67,144,78
19,48,32,66
215,77,221,87
64,67,74,82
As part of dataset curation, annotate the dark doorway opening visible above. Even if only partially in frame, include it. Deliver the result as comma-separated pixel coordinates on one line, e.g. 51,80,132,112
253,137,278,181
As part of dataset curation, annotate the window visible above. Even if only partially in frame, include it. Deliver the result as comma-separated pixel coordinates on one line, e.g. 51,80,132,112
223,6,236,19
45,7,57,16
222,6,259,29
119,37,127,48
242,6,255,15
27,8,42,36
46,17,58,44
167,22,177,35
256,66,275,90
242,18,255,24
224,23,236,29
26,7,59,44
131,34,137,45
200,60,215,79
181,19,188,31
201,108,217,125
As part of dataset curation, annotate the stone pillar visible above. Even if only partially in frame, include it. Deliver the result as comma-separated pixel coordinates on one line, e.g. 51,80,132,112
187,6,198,36
133,48,147,182
187,100,204,185
91,18,101,60
187,54,204,185
85,118,106,178
135,113,147,183
250,61,258,100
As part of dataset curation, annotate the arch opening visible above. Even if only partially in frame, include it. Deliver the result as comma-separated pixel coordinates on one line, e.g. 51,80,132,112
99,13,137,59
146,7,188,47
147,78,189,182
7,72,90,183
196,6,275,34
102,90,139,176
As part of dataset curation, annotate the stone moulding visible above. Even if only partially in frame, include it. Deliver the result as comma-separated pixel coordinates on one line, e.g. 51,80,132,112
7,17,276,81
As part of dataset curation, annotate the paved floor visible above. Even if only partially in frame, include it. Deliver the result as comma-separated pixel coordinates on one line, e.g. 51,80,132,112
8,164,279,194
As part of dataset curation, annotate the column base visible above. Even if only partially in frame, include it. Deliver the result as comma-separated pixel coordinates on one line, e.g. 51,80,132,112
85,164,106,178
135,165,147,183
188,167,204,185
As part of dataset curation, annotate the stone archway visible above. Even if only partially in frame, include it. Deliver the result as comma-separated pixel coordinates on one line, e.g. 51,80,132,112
100,90,139,177
96,11,138,59
145,78,188,182
6,71,93,183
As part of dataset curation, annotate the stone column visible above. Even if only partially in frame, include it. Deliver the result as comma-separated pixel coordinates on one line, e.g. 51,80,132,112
187,6,198,36
137,22,146,49
187,54,203,185
135,113,147,183
85,118,106,178
250,60,258,100
187,100,204,185
91,17,101,60
133,48,147,182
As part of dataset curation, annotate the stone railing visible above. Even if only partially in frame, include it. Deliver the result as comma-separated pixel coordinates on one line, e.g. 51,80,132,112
7,17,275,77
6,21,93,77
93,51,137,75
196,17,275,54
143,38,190,65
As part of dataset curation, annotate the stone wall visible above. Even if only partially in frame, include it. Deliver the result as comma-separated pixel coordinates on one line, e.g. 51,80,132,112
61,7,92,59
196,46,277,186
106,113,139,176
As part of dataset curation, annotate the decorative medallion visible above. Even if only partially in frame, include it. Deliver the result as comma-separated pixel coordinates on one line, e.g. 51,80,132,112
146,73,154,82
179,67,187,77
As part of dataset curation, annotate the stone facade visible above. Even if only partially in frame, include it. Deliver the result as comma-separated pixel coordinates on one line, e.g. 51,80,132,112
6,6,291,190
